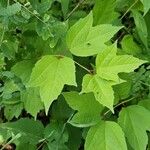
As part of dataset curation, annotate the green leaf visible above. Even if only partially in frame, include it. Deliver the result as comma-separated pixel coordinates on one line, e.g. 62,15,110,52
93,0,119,25
51,96,72,121
29,0,52,14
44,122,69,150
81,74,114,112
61,0,69,16
0,118,44,144
1,40,18,60
11,60,34,85
121,35,142,55
0,2,21,17
140,0,150,15
63,92,103,127
96,43,146,82
132,10,148,48
138,99,150,110
118,105,150,150
16,143,36,150
2,80,19,99
67,126,82,150
85,121,127,150
4,102,23,121
21,87,44,119
66,12,122,56
29,55,76,114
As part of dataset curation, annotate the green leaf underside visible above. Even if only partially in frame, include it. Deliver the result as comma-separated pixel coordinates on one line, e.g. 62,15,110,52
66,12,122,56
29,55,76,114
118,105,150,150
63,92,103,127
81,74,114,112
96,44,146,82
85,121,127,150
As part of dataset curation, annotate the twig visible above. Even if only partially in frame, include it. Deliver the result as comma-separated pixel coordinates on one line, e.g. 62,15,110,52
13,0,48,25
66,0,86,20
0,133,21,150
103,97,135,117
120,0,139,20
74,60,92,74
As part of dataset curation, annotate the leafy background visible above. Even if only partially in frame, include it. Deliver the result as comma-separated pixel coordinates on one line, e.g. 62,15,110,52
0,0,150,150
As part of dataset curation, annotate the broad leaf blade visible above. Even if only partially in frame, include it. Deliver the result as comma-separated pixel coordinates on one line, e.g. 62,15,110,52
63,92,103,127
81,74,114,112
96,44,146,82
118,105,150,150
93,0,119,25
67,12,122,56
29,55,76,114
85,121,127,150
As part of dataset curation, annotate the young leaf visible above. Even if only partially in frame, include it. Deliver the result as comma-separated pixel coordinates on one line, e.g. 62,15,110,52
21,87,44,119
81,74,114,112
85,121,127,150
63,92,103,127
93,0,119,25
66,12,122,56
118,105,150,150
29,55,76,114
96,43,146,82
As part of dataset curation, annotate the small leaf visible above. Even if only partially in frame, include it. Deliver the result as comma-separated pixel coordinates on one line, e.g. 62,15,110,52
81,74,114,112
85,121,127,150
66,12,122,56
29,55,76,114
63,92,103,127
118,105,150,150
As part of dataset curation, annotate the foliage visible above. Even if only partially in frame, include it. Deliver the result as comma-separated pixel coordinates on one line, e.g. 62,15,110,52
0,0,150,149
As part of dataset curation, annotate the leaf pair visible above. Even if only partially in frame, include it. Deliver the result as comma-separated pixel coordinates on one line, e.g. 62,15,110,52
82,44,145,111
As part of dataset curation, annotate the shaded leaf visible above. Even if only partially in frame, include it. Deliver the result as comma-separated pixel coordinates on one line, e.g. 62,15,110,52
63,91,103,127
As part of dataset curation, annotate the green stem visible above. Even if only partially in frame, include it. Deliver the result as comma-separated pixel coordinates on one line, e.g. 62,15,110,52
103,97,135,117
66,0,86,20
0,133,21,150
